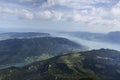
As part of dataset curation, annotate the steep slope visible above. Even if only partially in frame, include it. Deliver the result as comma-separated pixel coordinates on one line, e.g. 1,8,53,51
0,49,119,80
0,37,86,68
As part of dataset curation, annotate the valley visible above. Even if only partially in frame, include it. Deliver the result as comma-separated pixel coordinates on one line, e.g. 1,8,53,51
0,0,120,80
0,32,119,80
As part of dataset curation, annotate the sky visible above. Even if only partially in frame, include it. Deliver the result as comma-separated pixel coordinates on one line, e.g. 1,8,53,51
0,0,120,33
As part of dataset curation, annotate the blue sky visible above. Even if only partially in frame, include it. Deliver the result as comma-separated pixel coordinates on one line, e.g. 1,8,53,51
0,0,120,33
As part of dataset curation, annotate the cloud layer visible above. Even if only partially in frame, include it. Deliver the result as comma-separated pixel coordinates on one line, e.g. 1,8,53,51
0,0,120,32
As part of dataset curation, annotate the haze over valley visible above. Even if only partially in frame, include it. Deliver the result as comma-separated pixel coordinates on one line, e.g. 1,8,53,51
51,31,120,51
0,0,120,80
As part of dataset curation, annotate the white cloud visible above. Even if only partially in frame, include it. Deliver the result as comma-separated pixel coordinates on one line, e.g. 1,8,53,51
1,0,120,31
38,0,119,27
52,11,63,20
20,9,34,19
36,10,52,19
0,6,34,19
0,6,14,14
111,1,120,17
19,0,35,2
41,0,111,9
35,10,63,21
41,0,56,8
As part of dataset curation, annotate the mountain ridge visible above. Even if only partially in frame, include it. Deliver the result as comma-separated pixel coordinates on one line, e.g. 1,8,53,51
0,37,87,68
0,49,119,80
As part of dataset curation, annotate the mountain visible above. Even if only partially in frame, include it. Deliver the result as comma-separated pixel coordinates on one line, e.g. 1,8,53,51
62,31,120,44
0,49,119,80
61,31,103,40
0,37,87,68
0,32,50,40
98,31,120,44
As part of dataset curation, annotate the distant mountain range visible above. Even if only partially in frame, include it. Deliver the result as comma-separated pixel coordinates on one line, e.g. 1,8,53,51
0,32,50,40
98,31,120,44
0,37,87,68
62,31,120,44
0,49,119,80
1,31,120,44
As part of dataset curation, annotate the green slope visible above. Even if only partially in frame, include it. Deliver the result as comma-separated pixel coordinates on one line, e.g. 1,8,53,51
0,37,87,68
0,49,119,80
